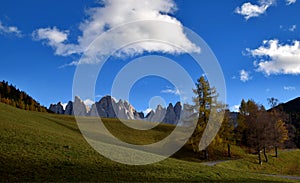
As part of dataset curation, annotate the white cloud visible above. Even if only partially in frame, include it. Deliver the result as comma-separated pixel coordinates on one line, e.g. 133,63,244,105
280,24,297,32
83,99,95,107
286,0,296,5
0,21,22,37
230,105,240,112
34,27,68,43
247,39,300,75
32,27,79,56
284,86,296,91
161,87,181,95
280,25,283,29
33,0,200,64
235,0,274,20
239,69,251,82
289,25,297,32
95,94,103,99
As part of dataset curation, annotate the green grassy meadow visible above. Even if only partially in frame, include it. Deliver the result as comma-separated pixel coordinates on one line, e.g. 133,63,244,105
217,149,300,176
0,102,298,182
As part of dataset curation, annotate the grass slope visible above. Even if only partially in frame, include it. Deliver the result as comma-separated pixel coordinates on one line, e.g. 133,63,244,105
0,103,296,182
217,149,300,176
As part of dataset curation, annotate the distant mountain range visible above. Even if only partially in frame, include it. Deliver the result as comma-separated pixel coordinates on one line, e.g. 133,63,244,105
49,96,194,125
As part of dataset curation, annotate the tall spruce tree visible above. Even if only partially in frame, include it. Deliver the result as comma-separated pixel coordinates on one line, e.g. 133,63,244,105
190,76,218,159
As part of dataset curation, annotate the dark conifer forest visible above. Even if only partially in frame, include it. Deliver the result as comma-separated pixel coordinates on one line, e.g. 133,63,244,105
0,80,47,112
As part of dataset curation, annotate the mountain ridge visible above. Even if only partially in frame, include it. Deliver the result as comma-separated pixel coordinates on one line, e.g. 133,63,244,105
49,95,184,124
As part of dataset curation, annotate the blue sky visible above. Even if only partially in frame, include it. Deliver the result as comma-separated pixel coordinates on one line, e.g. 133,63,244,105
0,0,300,113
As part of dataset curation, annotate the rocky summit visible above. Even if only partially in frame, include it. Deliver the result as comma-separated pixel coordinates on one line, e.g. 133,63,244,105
49,102,64,114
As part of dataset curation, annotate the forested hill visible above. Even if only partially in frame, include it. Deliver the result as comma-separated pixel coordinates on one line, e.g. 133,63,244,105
276,97,300,113
275,97,300,148
0,80,47,112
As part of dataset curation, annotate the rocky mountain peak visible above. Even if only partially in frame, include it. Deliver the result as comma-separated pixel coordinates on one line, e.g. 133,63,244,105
49,102,64,114
49,95,186,125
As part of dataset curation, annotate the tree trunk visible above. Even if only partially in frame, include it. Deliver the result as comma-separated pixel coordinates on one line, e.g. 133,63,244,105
258,148,262,165
227,143,231,158
263,146,268,163
275,145,278,158
203,148,208,160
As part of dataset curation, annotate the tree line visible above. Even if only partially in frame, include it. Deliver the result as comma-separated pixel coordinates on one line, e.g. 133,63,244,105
189,76,292,164
0,80,47,112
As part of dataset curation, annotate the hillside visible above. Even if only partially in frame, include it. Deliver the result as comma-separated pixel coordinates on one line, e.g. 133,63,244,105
275,97,300,148
0,80,47,112
0,102,297,182
277,97,300,113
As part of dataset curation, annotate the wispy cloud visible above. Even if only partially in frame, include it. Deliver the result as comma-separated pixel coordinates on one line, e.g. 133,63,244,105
235,0,274,20
247,39,300,75
289,25,297,32
286,0,296,5
33,0,200,65
95,95,103,99
284,86,296,91
239,70,251,82
280,24,297,32
32,27,79,56
161,87,181,95
0,21,22,37
33,27,68,43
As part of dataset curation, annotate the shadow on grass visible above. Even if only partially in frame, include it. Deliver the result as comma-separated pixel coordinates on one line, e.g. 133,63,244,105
41,116,81,134
0,156,285,182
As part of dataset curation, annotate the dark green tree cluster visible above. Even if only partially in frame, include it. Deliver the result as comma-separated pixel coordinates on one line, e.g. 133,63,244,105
236,99,288,164
190,76,290,163
0,80,47,112
273,97,300,148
